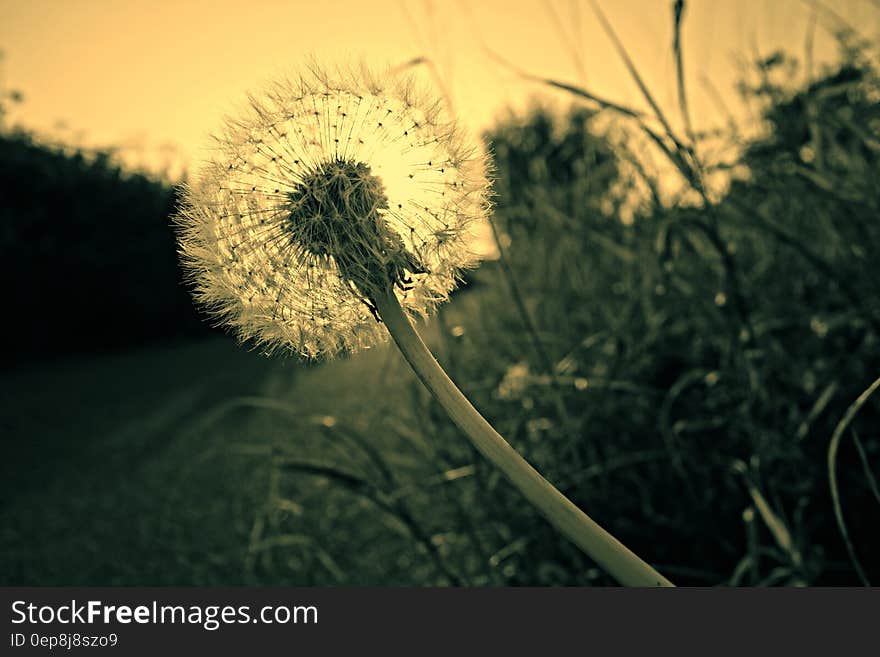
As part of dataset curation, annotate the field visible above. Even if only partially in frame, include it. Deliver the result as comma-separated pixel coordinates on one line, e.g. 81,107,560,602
0,304,530,586
2,26,880,587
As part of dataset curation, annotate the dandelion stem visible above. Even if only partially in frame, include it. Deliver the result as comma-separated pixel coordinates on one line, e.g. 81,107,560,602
374,288,673,587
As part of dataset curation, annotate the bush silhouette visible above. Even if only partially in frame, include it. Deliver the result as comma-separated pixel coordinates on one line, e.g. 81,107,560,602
0,132,210,364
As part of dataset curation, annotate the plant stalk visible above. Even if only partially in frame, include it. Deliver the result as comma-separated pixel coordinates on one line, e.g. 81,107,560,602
374,288,673,587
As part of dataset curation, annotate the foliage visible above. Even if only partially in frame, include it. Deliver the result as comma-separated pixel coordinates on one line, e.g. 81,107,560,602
0,131,208,365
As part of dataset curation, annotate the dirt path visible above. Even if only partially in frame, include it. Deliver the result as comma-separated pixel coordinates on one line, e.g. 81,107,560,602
0,337,293,584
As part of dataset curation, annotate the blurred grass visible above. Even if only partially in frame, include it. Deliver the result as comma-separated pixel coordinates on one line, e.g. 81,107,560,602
1,338,288,584
0,327,496,585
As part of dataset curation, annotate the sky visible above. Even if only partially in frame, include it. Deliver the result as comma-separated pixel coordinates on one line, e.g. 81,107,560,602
2,0,878,178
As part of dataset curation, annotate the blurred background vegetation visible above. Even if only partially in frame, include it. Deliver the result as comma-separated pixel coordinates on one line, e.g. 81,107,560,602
2,28,879,586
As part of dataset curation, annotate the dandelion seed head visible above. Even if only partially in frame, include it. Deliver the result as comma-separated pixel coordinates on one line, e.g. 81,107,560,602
176,63,491,358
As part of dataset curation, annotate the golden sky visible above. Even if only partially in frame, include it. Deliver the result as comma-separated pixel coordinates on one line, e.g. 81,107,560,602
2,0,877,176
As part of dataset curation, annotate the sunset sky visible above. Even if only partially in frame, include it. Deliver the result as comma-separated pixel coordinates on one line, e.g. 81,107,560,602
2,0,877,176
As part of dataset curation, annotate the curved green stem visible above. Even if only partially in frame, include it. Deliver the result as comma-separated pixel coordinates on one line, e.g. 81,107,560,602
374,289,673,587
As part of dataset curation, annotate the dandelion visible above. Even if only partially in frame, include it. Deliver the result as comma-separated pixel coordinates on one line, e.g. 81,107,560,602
176,63,671,587
176,63,486,358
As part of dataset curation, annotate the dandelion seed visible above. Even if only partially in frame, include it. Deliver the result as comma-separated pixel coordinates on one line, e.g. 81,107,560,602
176,63,490,358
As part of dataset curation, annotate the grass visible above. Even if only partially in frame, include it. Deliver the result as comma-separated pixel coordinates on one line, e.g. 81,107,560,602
0,326,498,586
1,338,287,585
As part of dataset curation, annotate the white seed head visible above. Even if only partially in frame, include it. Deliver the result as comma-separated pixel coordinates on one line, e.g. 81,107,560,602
176,62,491,358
